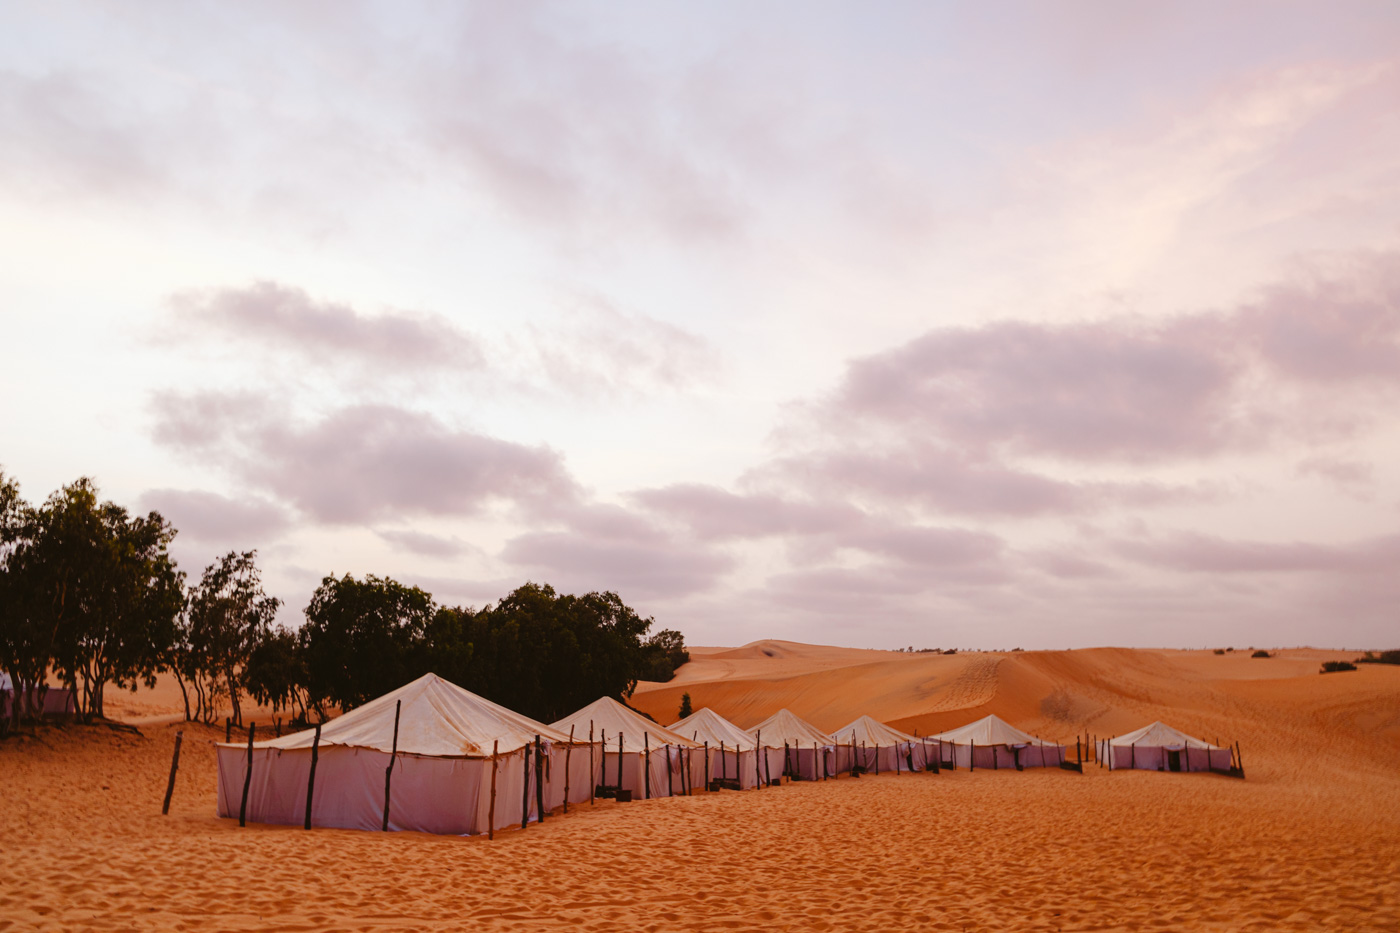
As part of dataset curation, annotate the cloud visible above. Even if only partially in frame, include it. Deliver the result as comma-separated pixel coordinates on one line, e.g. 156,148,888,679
169,281,486,374
501,530,733,600
796,252,1400,468
137,488,290,545
529,292,719,397
151,391,580,523
374,528,470,558
631,483,865,539
1116,531,1400,575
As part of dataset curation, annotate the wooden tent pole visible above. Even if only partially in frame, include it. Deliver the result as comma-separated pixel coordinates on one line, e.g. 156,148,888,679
162,730,183,816
534,735,545,821
755,730,763,789
703,740,710,788
589,721,595,804
239,722,256,827
488,740,498,840
382,699,401,831
303,722,321,830
521,743,531,829
564,725,574,813
970,739,975,772
644,733,651,800
617,732,624,792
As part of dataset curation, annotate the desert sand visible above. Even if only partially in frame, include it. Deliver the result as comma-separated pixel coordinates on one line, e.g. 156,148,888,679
3,643,1399,931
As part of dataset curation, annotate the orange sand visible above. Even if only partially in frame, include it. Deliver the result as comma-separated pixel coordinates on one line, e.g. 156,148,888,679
3,644,1399,931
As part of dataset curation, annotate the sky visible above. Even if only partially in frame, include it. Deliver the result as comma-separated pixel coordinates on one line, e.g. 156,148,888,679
3,1,1399,650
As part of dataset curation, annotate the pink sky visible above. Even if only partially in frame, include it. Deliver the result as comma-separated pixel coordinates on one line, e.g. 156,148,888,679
3,2,1399,649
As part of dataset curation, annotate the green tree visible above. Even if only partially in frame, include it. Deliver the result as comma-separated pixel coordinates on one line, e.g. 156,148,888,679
678,692,692,720
244,627,310,723
300,573,435,713
187,551,281,726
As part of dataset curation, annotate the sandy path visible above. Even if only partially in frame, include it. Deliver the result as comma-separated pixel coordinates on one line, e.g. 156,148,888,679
3,646,1398,931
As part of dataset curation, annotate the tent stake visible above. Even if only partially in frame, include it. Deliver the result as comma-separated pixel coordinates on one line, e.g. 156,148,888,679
564,725,574,813
162,730,183,815
303,722,321,830
239,723,256,827
382,699,401,831
488,740,498,840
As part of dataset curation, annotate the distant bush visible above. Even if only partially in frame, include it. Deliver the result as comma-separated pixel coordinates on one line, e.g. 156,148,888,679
942,648,957,655
1321,661,1357,673
1213,649,1225,655
1226,647,1235,653
1251,650,1271,659
1355,650,1400,666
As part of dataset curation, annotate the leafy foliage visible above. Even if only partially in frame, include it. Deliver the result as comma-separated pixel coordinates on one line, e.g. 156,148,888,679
1355,650,1400,665
1251,650,1271,658
678,692,693,720
1320,660,1357,673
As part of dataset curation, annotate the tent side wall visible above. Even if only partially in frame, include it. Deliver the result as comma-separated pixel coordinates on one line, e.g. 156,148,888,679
219,742,600,835
942,743,1065,770
1108,744,1233,772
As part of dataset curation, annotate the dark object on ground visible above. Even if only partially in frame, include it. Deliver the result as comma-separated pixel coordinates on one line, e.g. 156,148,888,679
1321,661,1357,673
1252,650,1271,658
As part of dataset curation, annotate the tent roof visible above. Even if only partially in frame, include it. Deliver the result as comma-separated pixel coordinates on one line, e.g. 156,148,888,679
829,714,917,747
1110,721,1220,750
931,713,1053,747
749,708,834,748
222,672,575,758
669,707,757,749
551,696,699,748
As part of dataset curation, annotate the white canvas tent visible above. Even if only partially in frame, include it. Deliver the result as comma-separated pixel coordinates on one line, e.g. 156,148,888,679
749,708,835,782
669,707,761,789
215,673,597,835
829,715,929,774
931,714,1065,770
1102,722,1234,773
551,696,700,800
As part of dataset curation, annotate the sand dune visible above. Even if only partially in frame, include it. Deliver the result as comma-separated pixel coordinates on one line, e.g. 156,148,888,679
3,644,1399,931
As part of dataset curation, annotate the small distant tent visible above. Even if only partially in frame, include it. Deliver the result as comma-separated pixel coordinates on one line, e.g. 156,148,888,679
215,673,596,835
669,707,761,789
1103,722,1234,773
749,708,835,782
931,714,1065,770
551,697,700,800
830,715,928,774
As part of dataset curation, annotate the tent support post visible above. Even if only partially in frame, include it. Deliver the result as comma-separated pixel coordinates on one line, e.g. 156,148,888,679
534,735,545,821
704,741,709,788
617,732,624,793
589,722,595,805
239,722,256,827
162,730,182,816
644,733,650,800
564,725,574,813
382,699,401,831
755,731,763,789
303,722,321,830
521,744,531,829
488,740,498,840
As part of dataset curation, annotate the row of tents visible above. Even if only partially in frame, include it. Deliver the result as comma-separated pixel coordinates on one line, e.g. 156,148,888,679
214,673,1242,836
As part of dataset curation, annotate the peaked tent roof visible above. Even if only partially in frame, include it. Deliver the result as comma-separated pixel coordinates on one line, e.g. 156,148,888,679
931,713,1050,747
551,696,699,748
225,672,577,758
1110,721,1220,750
669,707,758,749
829,714,917,747
749,708,835,748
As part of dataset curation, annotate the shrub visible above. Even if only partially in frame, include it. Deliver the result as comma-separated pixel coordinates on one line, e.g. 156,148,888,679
1213,649,1225,655
1355,650,1400,666
1321,661,1357,673
1251,650,1271,659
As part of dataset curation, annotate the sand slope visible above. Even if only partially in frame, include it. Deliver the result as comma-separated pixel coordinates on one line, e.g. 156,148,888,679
3,644,1399,932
